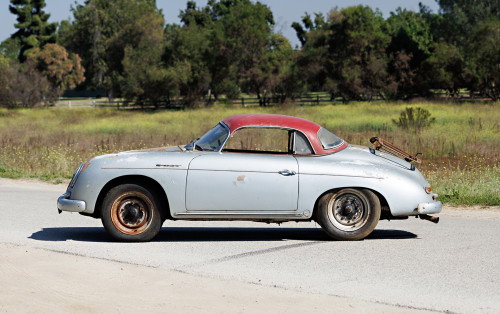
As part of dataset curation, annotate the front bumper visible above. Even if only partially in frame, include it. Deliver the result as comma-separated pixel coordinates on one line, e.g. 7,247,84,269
417,201,442,215
57,193,86,213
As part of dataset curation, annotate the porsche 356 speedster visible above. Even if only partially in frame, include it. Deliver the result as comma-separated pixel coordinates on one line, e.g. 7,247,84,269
57,114,441,241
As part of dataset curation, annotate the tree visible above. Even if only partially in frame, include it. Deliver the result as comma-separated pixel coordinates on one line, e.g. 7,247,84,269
429,1,499,98
9,0,57,63
0,38,21,60
291,12,326,47
27,43,85,96
60,0,165,100
437,0,499,37
176,0,277,102
293,13,329,93
163,23,211,108
240,33,297,105
423,41,465,97
295,6,389,102
384,8,433,99
0,54,11,105
469,19,500,100
119,4,167,106
0,55,55,108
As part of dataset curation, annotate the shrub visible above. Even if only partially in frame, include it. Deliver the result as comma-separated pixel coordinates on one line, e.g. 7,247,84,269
392,107,435,132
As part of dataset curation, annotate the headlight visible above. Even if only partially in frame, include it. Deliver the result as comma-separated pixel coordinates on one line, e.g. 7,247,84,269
69,163,85,188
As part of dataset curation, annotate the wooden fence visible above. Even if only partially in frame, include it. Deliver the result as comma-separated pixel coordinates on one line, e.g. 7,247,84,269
85,94,336,110
60,90,491,110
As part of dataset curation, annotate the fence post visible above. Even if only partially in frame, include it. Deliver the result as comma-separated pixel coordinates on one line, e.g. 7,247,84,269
117,101,119,110
68,101,71,109
242,97,245,107
317,95,319,105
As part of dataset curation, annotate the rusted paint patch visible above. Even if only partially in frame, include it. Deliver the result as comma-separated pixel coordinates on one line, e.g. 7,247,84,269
237,175,246,182
81,160,91,172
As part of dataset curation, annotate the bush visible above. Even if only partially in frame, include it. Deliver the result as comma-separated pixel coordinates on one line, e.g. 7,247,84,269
392,107,435,132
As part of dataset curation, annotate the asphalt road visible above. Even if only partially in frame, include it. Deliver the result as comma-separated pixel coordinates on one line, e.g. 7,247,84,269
1,179,499,313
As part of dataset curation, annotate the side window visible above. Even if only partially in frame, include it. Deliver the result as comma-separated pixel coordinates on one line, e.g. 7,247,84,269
294,132,314,155
223,128,289,153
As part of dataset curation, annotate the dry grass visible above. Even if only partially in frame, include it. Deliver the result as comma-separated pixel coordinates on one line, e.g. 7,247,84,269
0,101,498,205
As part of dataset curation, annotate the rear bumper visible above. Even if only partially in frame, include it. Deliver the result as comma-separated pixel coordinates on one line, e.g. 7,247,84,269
57,193,86,213
417,201,442,215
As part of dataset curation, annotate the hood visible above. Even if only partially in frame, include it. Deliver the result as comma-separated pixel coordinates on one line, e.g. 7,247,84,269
88,145,196,170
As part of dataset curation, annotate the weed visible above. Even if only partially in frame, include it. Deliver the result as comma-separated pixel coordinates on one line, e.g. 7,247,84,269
392,107,435,132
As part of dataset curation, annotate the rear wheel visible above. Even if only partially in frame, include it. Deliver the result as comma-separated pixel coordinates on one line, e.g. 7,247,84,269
316,188,380,241
101,184,162,242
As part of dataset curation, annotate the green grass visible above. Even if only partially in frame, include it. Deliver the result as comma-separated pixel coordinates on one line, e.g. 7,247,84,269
0,101,499,205
426,165,500,206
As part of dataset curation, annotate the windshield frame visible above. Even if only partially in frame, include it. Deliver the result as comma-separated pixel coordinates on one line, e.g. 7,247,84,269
191,122,230,152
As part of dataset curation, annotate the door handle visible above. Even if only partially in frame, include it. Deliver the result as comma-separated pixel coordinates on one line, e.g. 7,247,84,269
279,170,296,176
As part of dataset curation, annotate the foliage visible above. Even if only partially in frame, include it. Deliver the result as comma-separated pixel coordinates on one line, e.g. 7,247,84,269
0,38,21,60
392,107,435,132
423,41,465,97
4,0,500,104
295,6,389,102
60,0,165,100
163,23,211,108
120,4,166,106
0,57,55,108
383,8,433,99
9,0,57,62
27,43,85,93
469,19,500,100
170,0,284,106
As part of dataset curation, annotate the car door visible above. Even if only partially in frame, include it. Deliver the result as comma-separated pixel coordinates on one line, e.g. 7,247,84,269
185,127,299,212
185,153,298,211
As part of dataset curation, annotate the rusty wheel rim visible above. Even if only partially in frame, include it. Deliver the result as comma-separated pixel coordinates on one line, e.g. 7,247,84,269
327,190,370,232
110,191,155,235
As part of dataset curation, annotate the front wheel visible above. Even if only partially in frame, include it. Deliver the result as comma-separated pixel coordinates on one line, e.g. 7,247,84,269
101,184,162,242
316,188,381,241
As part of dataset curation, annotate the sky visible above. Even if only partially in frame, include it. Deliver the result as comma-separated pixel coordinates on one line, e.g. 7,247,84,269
1,0,440,48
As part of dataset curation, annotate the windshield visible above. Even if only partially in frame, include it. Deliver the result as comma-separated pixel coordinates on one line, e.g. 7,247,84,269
192,123,229,151
317,127,344,150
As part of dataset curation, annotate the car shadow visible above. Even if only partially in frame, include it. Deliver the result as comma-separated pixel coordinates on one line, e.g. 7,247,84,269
29,227,417,243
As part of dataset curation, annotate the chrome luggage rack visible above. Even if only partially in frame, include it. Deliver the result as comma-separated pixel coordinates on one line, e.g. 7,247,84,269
370,137,422,163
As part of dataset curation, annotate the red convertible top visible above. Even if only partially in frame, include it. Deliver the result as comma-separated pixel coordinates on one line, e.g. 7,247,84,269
222,114,347,154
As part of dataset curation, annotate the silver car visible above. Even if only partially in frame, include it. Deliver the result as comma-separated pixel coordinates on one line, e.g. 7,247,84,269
57,114,441,241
